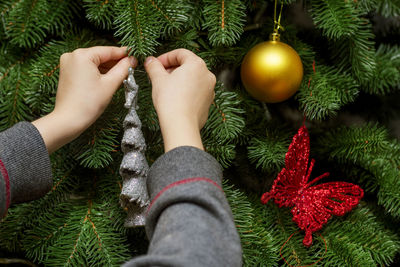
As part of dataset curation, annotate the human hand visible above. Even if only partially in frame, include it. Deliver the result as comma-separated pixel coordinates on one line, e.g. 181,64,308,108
33,46,137,154
144,49,216,152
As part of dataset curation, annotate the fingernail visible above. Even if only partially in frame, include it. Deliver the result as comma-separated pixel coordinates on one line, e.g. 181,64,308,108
130,56,137,67
144,56,153,66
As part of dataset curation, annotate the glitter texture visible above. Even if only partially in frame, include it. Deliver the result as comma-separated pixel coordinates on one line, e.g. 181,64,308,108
261,125,364,247
119,67,150,227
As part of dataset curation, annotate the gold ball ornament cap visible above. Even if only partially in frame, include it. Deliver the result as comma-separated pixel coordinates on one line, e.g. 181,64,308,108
241,38,303,103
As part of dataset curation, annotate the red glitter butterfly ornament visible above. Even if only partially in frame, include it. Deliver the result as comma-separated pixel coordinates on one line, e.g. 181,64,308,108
261,125,363,247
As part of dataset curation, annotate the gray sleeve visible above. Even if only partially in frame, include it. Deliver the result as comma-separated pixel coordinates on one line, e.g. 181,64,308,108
0,122,53,218
123,146,242,267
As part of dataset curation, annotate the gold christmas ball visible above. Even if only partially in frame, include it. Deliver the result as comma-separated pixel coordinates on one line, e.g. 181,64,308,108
241,39,303,103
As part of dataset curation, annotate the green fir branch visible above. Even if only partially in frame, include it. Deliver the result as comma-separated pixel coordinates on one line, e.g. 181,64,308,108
311,0,359,40
200,83,245,168
114,0,161,58
316,124,400,217
247,126,293,173
224,182,279,266
144,0,193,36
0,43,32,130
330,18,376,85
201,82,246,144
297,65,359,121
204,142,236,168
378,0,400,17
84,0,116,30
257,201,327,266
322,202,400,266
165,28,201,52
353,0,379,15
4,0,79,48
362,44,400,95
0,149,78,255
114,0,192,59
22,170,132,266
316,123,391,163
202,0,246,47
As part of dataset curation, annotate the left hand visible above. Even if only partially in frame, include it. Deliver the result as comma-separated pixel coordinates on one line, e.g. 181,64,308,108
33,46,137,154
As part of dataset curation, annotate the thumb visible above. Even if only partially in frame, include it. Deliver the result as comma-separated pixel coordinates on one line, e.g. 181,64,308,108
144,56,167,82
102,56,134,93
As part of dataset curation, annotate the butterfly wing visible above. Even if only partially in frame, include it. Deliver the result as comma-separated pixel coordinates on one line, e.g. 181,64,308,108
291,181,364,246
261,125,311,206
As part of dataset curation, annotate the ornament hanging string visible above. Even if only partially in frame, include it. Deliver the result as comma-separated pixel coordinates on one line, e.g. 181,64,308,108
280,231,328,267
272,0,285,39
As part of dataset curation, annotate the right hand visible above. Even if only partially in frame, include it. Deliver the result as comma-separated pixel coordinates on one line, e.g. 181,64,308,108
144,49,216,152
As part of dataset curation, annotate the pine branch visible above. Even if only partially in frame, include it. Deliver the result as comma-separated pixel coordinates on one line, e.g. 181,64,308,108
3,0,80,48
114,0,192,59
353,0,379,15
330,18,376,85
0,149,78,255
145,0,193,35
296,64,359,121
257,201,326,266
0,43,32,130
199,45,243,68
114,0,160,58
322,202,400,266
224,182,279,266
201,82,246,144
362,44,400,95
311,0,359,40
310,0,377,84
22,170,132,266
202,0,246,46
378,0,400,17
204,142,236,168
247,125,293,173
316,124,400,217
199,83,246,168
84,0,116,30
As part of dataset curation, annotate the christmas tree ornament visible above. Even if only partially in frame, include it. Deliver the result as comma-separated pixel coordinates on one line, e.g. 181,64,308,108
119,67,150,227
240,1,303,103
261,125,364,247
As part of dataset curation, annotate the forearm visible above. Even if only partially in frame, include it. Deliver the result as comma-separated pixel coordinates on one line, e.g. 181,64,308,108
159,117,204,153
32,111,84,154
0,122,53,218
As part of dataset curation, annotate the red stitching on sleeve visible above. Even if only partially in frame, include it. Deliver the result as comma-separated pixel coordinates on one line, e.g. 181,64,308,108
147,177,223,214
0,159,11,217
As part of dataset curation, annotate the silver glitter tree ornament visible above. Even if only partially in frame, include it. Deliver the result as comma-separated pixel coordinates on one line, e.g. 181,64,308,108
119,67,150,227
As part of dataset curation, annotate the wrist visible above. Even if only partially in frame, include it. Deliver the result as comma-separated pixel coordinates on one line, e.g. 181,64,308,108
32,111,84,154
159,116,203,153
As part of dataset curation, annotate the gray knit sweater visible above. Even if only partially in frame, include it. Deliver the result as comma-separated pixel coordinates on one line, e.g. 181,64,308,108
0,122,242,266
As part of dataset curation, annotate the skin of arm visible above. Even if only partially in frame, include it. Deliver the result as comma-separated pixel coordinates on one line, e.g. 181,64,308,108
32,46,137,154
144,49,216,152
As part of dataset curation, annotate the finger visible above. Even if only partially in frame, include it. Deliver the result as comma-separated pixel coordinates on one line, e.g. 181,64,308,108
99,59,120,74
166,67,177,73
144,56,168,81
83,46,129,66
157,48,197,69
102,56,135,93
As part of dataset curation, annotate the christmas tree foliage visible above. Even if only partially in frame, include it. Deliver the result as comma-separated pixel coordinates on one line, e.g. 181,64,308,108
1,0,400,266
